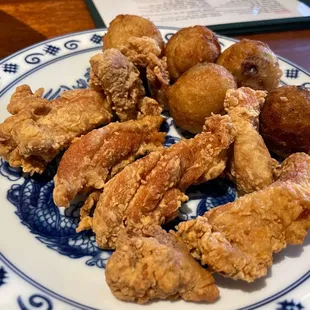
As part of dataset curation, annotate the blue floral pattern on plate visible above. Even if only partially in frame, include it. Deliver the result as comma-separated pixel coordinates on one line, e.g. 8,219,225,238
0,266,8,287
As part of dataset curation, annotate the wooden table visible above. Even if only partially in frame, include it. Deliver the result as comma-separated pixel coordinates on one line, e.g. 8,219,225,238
1,0,309,71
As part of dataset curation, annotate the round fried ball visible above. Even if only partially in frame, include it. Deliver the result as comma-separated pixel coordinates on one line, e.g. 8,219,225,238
217,39,282,91
260,86,310,157
103,14,164,54
168,63,237,133
165,26,221,81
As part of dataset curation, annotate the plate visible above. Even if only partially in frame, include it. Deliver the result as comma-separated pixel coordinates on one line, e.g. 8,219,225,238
0,28,309,310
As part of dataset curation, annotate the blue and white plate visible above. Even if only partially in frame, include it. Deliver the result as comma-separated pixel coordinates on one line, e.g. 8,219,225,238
0,28,309,310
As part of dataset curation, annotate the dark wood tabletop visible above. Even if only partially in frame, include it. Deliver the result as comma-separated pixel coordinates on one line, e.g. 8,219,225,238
1,0,309,71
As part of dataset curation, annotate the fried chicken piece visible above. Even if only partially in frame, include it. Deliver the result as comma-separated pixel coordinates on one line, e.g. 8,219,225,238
125,116,234,227
76,191,101,232
0,87,112,174
53,116,165,208
176,152,310,282
78,114,235,249
89,49,144,121
105,225,219,304
179,114,235,190
119,36,162,67
224,87,278,194
123,141,193,227
82,151,163,246
7,85,46,115
89,49,162,121
120,36,170,107
137,97,162,118
146,52,169,107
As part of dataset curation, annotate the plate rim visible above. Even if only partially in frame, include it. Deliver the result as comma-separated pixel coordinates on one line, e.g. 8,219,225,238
0,27,310,310
1,27,309,76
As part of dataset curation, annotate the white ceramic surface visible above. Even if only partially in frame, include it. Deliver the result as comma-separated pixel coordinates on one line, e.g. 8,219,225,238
0,28,309,310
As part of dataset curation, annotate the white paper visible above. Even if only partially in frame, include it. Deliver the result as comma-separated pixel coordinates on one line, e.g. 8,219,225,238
92,0,310,28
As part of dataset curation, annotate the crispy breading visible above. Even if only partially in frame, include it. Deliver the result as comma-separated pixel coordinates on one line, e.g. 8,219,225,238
176,153,310,282
119,36,162,67
7,85,46,115
89,49,144,121
224,87,278,194
76,191,101,232
53,116,165,208
89,48,163,121
0,87,112,174
179,115,235,190
146,53,169,107
86,151,163,247
105,225,219,304
124,141,193,225
137,97,162,119
79,114,235,249
120,36,170,106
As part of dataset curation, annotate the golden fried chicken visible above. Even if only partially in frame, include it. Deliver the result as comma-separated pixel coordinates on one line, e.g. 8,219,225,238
76,151,162,241
7,85,46,115
105,225,219,304
224,87,278,194
146,52,169,108
0,86,112,174
119,36,170,107
137,96,162,117
89,49,162,121
176,152,310,282
53,116,165,208
178,114,235,190
119,36,162,68
102,15,168,106
77,114,235,249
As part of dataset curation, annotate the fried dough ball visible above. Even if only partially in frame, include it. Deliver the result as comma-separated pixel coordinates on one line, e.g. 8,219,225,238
217,39,282,91
168,63,237,133
165,26,221,81
260,85,310,157
103,14,164,54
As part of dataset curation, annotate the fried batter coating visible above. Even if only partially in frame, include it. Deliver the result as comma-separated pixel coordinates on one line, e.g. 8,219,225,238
89,49,144,121
176,153,310,282
123,141,192,227
224,87,278,194
145,50,169,107
260,86,310,157
119,36,170,107
103,16,169,107
82,151,163,243
53,116,165,208
217,39,282,91
165,26,221,81
119,36,162,67
178,114,235,190
89,49,163,121
137,97,163,117
103,14,164,55
0,86,112,174
78,114,235,249
7,85,46,115
168,63,237,133
105,225,219,304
